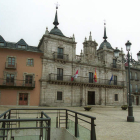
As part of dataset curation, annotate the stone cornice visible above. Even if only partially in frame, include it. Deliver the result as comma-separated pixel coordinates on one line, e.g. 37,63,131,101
38,34,77,48
41,56,126,72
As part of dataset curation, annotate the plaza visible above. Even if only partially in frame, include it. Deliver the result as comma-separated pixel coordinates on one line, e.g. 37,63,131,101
0,105,140,140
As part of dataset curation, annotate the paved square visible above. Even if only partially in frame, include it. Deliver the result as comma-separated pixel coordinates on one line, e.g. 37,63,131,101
0,105,140,140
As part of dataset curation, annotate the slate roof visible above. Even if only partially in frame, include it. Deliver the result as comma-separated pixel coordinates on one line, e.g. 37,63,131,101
98,40,113,50
0,36,42,53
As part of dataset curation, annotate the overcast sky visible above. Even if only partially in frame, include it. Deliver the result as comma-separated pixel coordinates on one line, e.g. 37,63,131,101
0,0,140,59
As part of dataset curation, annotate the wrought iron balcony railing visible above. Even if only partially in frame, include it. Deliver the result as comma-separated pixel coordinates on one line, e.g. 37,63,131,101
130,76,135,80
135,77,139,81
48,73,125,87
5,62,17,69
0,78,35,89
110,63,121,69
53,52,69,61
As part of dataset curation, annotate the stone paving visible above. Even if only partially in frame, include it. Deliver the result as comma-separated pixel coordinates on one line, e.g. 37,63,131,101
0,105,140,140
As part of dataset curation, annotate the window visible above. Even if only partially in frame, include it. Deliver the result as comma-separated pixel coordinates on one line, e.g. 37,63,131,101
57,92,62,100
115,94,118,101
6,74,14,85
0,42,4,46
18,45,26,49
136,85,138,92
114,76,117,85
8,57,15,67
130,72,132,79
113,59,116,68
57,68,63,80
27,59,34,66
130,84,132,93
89,72,93,83
25,75,33,86
57,48,63,59
132,96,134,102
135,73,137,80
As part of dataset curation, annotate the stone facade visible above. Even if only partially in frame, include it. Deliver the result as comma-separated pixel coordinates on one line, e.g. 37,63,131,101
126,64,140,105
39,28,127,106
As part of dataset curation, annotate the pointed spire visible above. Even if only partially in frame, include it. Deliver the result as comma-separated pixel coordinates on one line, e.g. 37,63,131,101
53,6,59,28
85,37,87,42
89,31,92,41
103,21,107,41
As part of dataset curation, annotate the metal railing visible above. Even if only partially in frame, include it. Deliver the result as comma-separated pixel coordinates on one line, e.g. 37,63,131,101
53,52,69,61
5,62,17,69
0,78,35,88
130,76,135,80
0,108,96,140
49,73,125,86
110,63,121,69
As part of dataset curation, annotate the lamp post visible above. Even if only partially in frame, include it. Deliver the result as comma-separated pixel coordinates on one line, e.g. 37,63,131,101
114,41,140,122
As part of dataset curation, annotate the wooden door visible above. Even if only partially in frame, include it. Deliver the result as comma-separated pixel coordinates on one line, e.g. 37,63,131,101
88,91,95,105
19,93,28,105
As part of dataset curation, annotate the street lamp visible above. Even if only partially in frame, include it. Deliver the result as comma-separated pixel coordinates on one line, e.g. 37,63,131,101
114,40,140,122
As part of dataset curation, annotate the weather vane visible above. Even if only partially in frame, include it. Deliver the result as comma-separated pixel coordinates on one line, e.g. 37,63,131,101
55,2,60,9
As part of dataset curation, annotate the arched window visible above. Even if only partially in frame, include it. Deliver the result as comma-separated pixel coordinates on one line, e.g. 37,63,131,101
135,73,137,80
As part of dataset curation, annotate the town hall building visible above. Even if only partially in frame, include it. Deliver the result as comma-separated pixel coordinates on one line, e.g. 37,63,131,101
38,8,127,106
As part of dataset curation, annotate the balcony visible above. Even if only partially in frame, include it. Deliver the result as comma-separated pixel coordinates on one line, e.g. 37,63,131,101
0,78,35,89
53,52,69,62
135,77,139,81
48,73,125,89
130,76,135,80
5,62,17,69
110,63,121,69
132,88,140,95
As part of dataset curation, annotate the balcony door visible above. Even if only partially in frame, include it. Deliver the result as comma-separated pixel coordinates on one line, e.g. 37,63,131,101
25,75,33,87
57,68,63,80
113,59,116,68
57,48,63,59
136,96,139,105
114,76,117,85
8,57,15,67
6,74,14,86
89,72,93,83
19,93,28,105
88,91,95,105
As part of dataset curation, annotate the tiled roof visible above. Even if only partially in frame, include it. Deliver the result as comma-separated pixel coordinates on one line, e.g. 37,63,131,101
0,36,42,53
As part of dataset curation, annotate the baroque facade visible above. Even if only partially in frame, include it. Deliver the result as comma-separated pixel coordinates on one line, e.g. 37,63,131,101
39,9,127,106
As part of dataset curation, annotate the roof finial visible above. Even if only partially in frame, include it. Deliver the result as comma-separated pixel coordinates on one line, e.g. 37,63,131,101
45,27,49,35
53,2,60,28
73,34,75,41
89,31,92,41
103,20,107,41
85,37,87,42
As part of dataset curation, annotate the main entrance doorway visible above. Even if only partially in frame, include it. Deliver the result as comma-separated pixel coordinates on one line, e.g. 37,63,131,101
136,96,139,105
88,91,95,105
19,93,28,105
